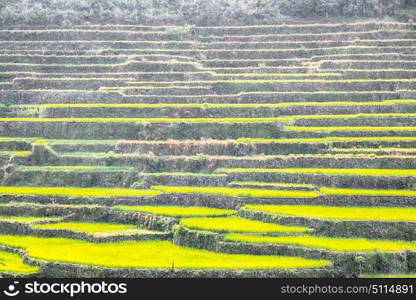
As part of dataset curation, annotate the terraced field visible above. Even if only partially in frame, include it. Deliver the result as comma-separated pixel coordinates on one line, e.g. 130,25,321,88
0,22,415,277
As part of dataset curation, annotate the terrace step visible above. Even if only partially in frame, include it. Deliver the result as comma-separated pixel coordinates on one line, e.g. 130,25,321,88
0,21,414,277
219,168,416,189
239,205,416,240
11,100,416,119
2,166,140,188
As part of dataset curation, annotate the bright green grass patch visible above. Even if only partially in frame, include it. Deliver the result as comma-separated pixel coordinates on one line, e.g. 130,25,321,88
0,235,330,269
224,234,416,252
12,151,31,156
180,217,312,233
237,137,416,143
112,205,236,217
321,187,416,197
142,172,226,177
0,117,292,123
152,186,319,198
286,126,416,132
31,222,138,233
0,216,62,223
0,151,31,156
244,205,416,222
229,181,316,188
18,165,134,172
219,168,416,176
0,186,160,198
0,250,39,274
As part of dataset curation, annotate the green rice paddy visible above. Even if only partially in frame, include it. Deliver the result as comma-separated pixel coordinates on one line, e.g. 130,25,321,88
0,216,62,223
0,235,330,270
0,186,160,198
0,250,40,274
229,182,316,188
31,222,139,233
321,187,416,197
180,217,312,233
244,205,416,222
224,234,416,252
152,186,319,198
219,168,416,176
0,21,415,277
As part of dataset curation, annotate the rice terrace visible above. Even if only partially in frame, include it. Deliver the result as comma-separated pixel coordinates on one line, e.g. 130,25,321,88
0,0,415,279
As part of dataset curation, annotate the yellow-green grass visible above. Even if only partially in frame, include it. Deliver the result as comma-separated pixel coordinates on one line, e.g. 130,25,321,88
141,172,226,177
180,217,312,233
224,234,416,252
237,137,416,143
18,165,134,172
244,205,416,222
286,126,416,132
0,202,100,210
112,205,236,217
229,181,315,188
0,117,292,123
0,137,40,142
331,148,416,153
0,216,62,223
0,235,330,270
152,186,319,198
219,168,416,176
0,250,39,274
16,99,416,109
0,186,160,198
31,222,138,233
321,187,416,197
0,151,31,156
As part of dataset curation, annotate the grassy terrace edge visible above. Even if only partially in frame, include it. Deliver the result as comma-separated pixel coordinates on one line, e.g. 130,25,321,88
224,234,416,252
111,205,236,217
243,205,416,222
0,186,159,198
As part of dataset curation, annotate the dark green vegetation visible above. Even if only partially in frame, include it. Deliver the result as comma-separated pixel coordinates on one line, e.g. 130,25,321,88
0,0,415,26
0,19,415,278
